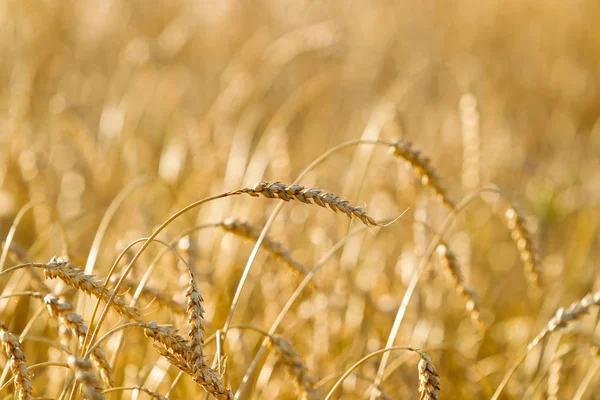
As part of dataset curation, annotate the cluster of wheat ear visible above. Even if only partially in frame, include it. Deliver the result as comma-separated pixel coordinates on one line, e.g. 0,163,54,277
2,134,572,400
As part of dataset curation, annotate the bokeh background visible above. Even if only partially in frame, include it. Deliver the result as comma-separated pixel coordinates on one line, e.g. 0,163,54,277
1,1,600,399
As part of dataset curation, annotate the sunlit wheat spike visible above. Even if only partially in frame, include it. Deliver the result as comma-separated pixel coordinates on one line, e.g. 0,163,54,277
43,294,115,387
531,291,600,349
390,139,455,209
269,335,319,399
220,218,311,278
436,242,485,332
42,257,142,321
143,320,233,399
418,353,441,400
505,206,543,289
67,356,105,400
143,321,189,357
185,271,207,373
0,323,32,400
234,181,378,226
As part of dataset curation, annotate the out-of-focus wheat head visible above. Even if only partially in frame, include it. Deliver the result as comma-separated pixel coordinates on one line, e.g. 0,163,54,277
0,0,599,399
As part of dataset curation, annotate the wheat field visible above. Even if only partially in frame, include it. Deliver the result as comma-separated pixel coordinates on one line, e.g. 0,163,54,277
1,1,600,399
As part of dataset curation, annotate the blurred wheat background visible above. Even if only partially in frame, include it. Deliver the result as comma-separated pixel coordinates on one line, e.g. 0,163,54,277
1,1,600,399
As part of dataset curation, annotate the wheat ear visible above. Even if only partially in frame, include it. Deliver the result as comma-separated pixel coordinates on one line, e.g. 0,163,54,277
234,181,377,226
67,356,105,400
185,271,207,373
269,335,319,399
493,291,600,400
184,269,234,399
43,294,114,387
390,139,455,209
42,257,141,321
531,292,600,349
143,321,189,358
221,218,310,278
0,323,32,400
436,242,485,332
418,353,441,400
505,206,543,288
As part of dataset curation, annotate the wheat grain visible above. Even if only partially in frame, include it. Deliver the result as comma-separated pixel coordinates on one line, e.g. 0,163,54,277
436,242,485,332
234,181,378,226
43,294,114,387
0,323,32,400
67,356,105,400
418,353,441,400
505,206,542,289
390,139,455,209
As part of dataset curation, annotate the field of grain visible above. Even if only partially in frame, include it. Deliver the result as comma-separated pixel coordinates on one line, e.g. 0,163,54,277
1,1,600,399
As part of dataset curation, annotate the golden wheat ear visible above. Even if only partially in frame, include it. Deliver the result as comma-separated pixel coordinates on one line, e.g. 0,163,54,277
505,205,543,289
0,323,32,400
235,181,378,226
436,242,485,332
389,139,456,209
269,335,320,399
67,356,105,400
418,353,441,400
43,294,115,387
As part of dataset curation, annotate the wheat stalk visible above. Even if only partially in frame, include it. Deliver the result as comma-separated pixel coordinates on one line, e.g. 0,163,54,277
67,356,105,400
0,323,32,400
436,242,485,332
234,181,378,226
269,335,319,399
505,205,543,289
389,139,455,209
43,294,115,387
